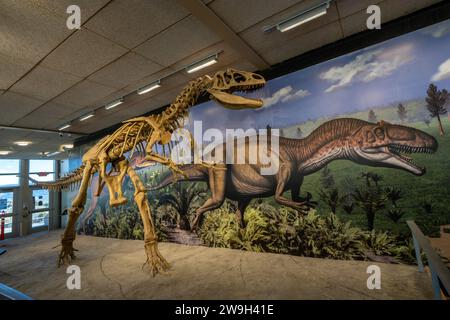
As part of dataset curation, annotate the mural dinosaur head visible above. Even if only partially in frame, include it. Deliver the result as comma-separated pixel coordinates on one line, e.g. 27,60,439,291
351,120,438,176
207,68,266,109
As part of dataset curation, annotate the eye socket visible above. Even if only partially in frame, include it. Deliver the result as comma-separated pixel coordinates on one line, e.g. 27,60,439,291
224,73,232,83
374,127,385,140
233,73,245,83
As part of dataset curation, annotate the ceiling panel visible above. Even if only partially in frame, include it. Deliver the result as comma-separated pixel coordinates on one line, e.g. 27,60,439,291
84,0,189,49
13,113,61,129
340,0,442,38
337,0,383,17
25,101,82,124
134,15,221,67
208,0,303,33
41,28,128,78
0,53,35,90
10,66,83,101
88,52,163,89
53,79,118,107
32,0,110,24
261,21,343,65
0,92,45,126
0,0,72,64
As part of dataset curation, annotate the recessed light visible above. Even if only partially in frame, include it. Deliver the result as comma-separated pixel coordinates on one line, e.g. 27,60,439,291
15,141,31,147
79,113,95,121
105,98,124,110
58,123,71,131
186,54,219,73
0,150,12,155
137,81,161,95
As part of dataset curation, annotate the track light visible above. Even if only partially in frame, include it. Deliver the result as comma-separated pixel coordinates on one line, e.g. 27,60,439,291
79,113,95,121
58,123,71,131
138,80,161,95
263,1,331,33
105,98,124,110
186,54,219,74
46,151,61,157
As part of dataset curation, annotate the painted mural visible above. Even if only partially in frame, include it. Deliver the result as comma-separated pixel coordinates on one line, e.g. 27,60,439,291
65,18,450,264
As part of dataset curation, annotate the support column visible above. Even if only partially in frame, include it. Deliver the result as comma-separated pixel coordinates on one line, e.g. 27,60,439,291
19,160,32,236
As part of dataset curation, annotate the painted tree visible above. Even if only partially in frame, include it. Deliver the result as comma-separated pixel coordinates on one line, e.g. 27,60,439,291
426,84,448,135
397,103,407,123
352,172,387,230
368,109,377,123
157,182,207,230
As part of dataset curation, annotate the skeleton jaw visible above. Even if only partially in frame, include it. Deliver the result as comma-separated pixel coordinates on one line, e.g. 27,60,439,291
207,89,263,109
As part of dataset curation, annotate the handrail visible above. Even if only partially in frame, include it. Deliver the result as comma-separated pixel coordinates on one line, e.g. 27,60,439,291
0,284,33,300
407,220,450,300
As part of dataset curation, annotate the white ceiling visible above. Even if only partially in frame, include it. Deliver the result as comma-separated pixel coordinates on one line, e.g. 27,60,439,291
0,0,443,159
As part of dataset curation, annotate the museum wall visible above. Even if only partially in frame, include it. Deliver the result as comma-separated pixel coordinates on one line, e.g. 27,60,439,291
62,18,450,259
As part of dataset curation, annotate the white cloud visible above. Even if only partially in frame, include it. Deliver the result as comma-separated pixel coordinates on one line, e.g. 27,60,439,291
281,88,310,102
422,21,450,38
320,44,414,93
262,86,310,108
431,58,450,82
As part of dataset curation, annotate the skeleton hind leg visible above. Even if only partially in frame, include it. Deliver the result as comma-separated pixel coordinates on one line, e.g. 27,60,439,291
58,161,94,267
127,165,170,276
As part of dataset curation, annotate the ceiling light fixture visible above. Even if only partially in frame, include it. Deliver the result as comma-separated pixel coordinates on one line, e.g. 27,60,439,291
137,80,161,95
14,141,31,147
0,150,12,155
58,123,71,131
46,151,61,157
263,1,331,33
79,113,95,121
186,53,219,74
61,144,74,150
105,98,124,110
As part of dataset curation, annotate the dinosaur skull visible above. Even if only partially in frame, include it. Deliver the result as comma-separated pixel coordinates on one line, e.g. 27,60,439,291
351,120,438,176
207,68,266,109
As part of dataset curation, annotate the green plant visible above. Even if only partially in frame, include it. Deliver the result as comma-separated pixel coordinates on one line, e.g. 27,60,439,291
157,182,207,230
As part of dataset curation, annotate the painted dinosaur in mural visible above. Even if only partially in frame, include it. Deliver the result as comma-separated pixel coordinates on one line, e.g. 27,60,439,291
150,118,438,229
37,69,266,275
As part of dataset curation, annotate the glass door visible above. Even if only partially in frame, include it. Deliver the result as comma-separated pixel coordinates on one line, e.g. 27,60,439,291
31,189,50,230
0,191,14,237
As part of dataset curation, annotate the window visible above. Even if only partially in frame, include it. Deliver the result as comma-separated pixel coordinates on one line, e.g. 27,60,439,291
29,160,55,183
0,192,14,234
32,189,49,228
0,160,20,187
32,211,49,228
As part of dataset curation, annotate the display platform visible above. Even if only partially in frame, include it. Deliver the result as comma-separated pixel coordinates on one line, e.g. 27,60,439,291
0,231,433,300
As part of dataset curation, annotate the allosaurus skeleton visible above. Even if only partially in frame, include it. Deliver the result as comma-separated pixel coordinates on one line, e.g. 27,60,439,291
38,69,266,275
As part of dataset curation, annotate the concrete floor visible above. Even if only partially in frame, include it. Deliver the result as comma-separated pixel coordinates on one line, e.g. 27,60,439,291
0,231,434,300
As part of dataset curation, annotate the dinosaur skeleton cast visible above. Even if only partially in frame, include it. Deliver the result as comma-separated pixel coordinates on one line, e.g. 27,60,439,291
38,69,266,275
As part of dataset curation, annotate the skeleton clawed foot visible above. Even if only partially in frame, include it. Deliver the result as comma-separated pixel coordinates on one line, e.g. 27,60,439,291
143,241,170,276
57,239,78,267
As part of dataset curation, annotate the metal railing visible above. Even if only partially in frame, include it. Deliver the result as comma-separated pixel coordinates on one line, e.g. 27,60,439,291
407,220,450,300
